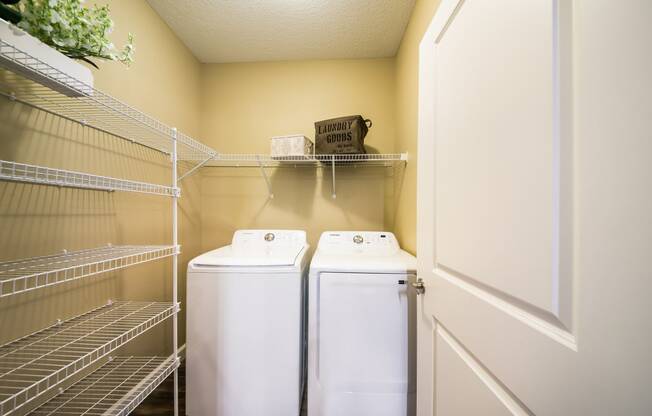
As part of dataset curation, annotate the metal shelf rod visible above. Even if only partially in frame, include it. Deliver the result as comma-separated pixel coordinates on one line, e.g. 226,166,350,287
171,129,179,416
331,157,337,199
256,155,274,199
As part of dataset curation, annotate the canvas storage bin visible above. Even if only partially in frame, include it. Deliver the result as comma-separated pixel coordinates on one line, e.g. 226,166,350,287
314,115,372,155
270,135,314,159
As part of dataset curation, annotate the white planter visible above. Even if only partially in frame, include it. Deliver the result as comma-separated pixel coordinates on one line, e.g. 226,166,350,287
0,18,93,97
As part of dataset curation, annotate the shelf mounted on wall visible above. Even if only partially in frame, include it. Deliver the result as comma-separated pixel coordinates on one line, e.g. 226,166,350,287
204,152,408,199
0,160,179,196
0,245,177,298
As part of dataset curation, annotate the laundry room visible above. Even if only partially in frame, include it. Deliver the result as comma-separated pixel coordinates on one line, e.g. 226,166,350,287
0,1,650,416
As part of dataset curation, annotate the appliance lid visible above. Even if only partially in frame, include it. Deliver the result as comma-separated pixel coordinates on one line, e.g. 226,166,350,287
309,231,416,273
193,230,307,267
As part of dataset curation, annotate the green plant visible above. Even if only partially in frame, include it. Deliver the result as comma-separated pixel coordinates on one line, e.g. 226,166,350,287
11,0,134,68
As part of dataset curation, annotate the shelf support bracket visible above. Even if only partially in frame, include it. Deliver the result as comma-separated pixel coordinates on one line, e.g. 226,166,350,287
331,157,337,199
256,156,274,199
178,152,219,182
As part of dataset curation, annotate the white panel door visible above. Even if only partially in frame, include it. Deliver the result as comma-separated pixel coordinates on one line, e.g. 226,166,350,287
416,0,652,414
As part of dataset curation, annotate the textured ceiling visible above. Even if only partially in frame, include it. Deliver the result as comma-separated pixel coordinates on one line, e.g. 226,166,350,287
147,0,416,63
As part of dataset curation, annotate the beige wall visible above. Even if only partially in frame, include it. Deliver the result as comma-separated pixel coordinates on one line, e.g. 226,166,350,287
199,59,397,250
394,0,440,254
0,0,202,358
197,0,442,256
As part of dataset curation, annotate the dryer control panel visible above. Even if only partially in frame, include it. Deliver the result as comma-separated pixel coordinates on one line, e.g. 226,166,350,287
232,230,307,256
317,231,400,256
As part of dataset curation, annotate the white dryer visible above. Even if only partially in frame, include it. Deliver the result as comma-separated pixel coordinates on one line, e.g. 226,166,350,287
186,230,309,416
308,231,417,416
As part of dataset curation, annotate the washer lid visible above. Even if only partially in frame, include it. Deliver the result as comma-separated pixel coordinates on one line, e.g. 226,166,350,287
193,230,307,267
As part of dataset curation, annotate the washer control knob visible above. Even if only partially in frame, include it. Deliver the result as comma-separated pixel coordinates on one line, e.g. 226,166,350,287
264,233,275,242
353,235,364,244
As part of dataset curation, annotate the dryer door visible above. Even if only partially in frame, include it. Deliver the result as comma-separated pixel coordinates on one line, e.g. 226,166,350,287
316,272,415,416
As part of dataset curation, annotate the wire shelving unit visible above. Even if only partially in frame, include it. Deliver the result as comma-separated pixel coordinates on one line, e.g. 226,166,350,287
0,245,177,298
28,355,179,416
0,35,198,416
0,301,177,416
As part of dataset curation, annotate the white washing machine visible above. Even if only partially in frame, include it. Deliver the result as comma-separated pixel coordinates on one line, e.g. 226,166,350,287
186,230,310,416
308,231,417,416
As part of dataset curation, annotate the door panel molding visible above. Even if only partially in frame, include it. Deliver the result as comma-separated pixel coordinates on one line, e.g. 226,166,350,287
422,0,574,330
436,266,576,350
436,0,569,323
436,323,534,416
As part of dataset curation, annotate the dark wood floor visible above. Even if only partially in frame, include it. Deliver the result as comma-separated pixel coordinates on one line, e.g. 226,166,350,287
133,363,307,415
132,364,185,416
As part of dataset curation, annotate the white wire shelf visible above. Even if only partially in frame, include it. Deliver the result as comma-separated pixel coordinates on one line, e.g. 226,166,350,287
28,355,178,416
0,160,177,196
0,39,217,163
0,245,177,299
0,301,177,416
203,153,408,199
204,153,409,167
